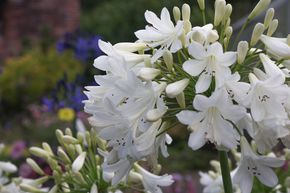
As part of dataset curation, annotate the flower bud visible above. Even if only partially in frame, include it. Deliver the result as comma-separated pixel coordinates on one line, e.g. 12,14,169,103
266,19,278,36
85,131,92,147
225,26,233,38
20,184,43,193
137,67,160,81
197,0,205,10
72,152,87,172
90,184,98,193
237,41,249,64
248,0,271,20
263,8,274,28
250,23,265,46
184,20,192,34
47,158,58,170
191,31,205,44
176,92,186,108
77,132,84,144
173,6,181,22
57,147,71,164
42,142,54,156
146,109,167,122
249,73,259,84
210,160,221,173
33,176,50,185
166,79,189,98
26,158,45,175
182,4,191,21
75,144,83,155
29,147,50,159
74,172,87,184
55,129,64,144
63,135,79,144
0,162,17,173
113,42,147,52
65,128,73,136
208,30,219,43
214,0,226,26
48,185,58,193
129,171,143,183
287,34,290,46
223,4,232,23
163,50,173,71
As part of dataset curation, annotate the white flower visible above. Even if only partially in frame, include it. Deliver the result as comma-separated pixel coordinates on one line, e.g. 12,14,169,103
183,41,236,93
244,73,289,122
165,78,189,98
135,164,173,193
186,24,219,46
176,89,246,150
233,137,284,193
260,35,290,59
72,152,86,172
135,8,184,62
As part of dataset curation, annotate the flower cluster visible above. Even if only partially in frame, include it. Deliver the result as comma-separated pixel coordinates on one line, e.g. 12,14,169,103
84,0,290,192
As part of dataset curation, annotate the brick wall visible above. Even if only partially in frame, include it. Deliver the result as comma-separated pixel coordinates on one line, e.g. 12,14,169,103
0,0,80,59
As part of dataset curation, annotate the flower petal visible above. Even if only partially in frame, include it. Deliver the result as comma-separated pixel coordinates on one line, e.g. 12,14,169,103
183,59,206,76
195,72,212,93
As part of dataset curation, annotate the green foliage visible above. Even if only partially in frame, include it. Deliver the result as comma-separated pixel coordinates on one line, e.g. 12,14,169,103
80,0,213,43
0,48,83,109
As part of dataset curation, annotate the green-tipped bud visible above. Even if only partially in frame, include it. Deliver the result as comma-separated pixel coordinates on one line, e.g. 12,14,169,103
225,26,233,38
173,6,181,22
47,158,58,170
95,135,106,151
248,0,271,20
184,20,192,34
264,8,274,28
214,0,226,26
65,128,73,136
182,3,191,21
63,135,79,144
137,67,161,81
223,4,232,23
75,144,83,155
165,79,189,98
57,147,71,164
85,131,92,147
163,50,173,71
266,19,278,36
72,152,87,173
210,160,221,173
237,41,249,64
74,172,87,184
250,23,265,46
33,176,50,185
67,144,76,157
26,158,45,175
20,184,45,193
77,132,84,144
42,142,53,156
52,170,61,183
29,147,50,159
197,0,205,10
55,129,64,144
176,92,186,108
61,182,70,193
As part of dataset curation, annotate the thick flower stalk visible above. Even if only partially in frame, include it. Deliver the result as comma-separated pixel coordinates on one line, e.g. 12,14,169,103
83,0,290,192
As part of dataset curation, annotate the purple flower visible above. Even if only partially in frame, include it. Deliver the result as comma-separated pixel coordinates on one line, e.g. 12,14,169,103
10,140,26,159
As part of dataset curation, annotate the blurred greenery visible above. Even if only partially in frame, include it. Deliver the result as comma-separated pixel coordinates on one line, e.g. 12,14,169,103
0,48,83,111
80,0,214,43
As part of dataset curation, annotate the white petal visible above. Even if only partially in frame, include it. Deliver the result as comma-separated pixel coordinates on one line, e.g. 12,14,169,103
207,42,223,56
233,164,253,193
193,94,211,111
183,59,206,76
188,127,207,150
218,52,237,67
195,72,212,93
188,41,207,59
251,100,266,122
258,156,285,168
256,165,278,187
176,110,203,125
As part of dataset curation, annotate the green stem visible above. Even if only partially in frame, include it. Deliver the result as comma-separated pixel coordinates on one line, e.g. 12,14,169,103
202,10,206,25
219,151,233,193
231,19,250,50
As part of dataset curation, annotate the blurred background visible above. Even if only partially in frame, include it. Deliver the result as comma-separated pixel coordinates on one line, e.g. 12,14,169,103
0,0,289,192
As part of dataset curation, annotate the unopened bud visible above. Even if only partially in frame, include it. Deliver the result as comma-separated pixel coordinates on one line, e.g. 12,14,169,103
182,4,191,21
113,42,147,52
176,92,186,108
47,158,58,170
20,184,44,193
0,162,17,173
26,158,45,175
266,19,278,36
210,160,221,173
55,129,64,144
223,4,232,22
287,34,290,46
197,0,205,10
163,50,173,71
85,131,92,147
225,26,233,38
173,6,181,22
137,67,160,81
74,172,87,184
72,152,86,172
129,171,142,183
250,23,265,46
90,184,98,193
208,30,219,43
166,79,189,98
65,128,73,136
191,31,205,43
237,41,249,64
264,8,274,28
77,132,84,144
214,0,226,26
29,147,50,159
184,20,192,34
63,135,79,144
75,144,83,155
57,147,71,164
48,185,58,193
42,143,53,156
146,109,167,122
248,0,271,20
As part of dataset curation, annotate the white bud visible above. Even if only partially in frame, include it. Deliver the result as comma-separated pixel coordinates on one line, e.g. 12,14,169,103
173,6,181,22
26,158,45,175
197,0,205,10
48,185,58,193
137,67,160,81
0,161,17,173
55,129,64,144
266,19,278,36
223,4,232,22
208,30,219,43
20,184,44,193
166,79,189,98
225,26,233,38
57,147,71,164
182,4,191,21
113,42,147,52
63,135,79,144
264,8,274,28
90,184,98,193
287,34,290,46
237,41,249,64
42,142,54,156
146,108,167,122
29,147,50,159
72,152,86,172
184,20,192,34
214,0,226,26
249,73,259,84
176,92,186,108
248,0,271,20
65,128,73,136
163,50,173,71
129,171,143,183
191,31,205,43
250,23,265,46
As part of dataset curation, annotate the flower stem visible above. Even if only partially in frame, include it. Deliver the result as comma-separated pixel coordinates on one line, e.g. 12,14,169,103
219,151,233,193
